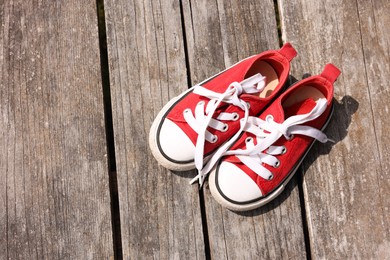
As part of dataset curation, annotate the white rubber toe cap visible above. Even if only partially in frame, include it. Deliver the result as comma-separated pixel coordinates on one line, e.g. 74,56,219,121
217,161,262,203
159,119,195,162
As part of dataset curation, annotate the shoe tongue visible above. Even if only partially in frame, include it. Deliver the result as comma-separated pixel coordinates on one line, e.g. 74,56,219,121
263,98,317,123
284,98,317,118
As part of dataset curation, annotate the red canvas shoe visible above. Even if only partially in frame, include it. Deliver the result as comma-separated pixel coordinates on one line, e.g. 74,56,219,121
149,44,297,180
208,64,341,211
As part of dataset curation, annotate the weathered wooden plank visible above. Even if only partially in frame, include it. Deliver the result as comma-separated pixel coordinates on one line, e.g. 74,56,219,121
103,0,205,258
279,0,390,258
0,1,113,259
181,0,307,258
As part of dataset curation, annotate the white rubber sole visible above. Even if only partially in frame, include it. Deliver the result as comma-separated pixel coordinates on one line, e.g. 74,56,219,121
209,105,334,212
149,87,197,171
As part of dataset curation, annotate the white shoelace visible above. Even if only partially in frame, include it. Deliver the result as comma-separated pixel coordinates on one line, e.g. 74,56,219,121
184,73,266,185
224,98,333,180
195,98,333,184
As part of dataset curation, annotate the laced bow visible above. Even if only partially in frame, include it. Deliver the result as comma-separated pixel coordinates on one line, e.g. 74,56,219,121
184,73,266,186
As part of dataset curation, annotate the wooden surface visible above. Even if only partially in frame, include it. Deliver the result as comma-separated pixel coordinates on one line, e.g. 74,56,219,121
0,1,113,259
103,0,205,258
279,0,390,258
1,0,389,259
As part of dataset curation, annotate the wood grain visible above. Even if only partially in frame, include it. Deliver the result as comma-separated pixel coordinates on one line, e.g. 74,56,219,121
0,0,113,259
181,0,307,258
103,0,205,258
279,0,390,258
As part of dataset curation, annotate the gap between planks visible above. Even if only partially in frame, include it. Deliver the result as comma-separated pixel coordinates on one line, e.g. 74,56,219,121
96,0,123,258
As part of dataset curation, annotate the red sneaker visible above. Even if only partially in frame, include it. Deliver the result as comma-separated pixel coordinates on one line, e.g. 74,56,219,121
208,64,341,211
149,43,297,181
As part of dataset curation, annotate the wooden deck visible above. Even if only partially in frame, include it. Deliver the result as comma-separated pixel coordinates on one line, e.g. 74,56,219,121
1,0,389,259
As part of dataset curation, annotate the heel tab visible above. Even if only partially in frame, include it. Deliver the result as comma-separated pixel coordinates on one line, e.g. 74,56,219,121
321,63,341,83
278,42,297,61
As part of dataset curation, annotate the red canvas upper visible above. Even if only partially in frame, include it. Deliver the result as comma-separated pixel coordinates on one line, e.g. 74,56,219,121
223,64,340,196
165,43,297,155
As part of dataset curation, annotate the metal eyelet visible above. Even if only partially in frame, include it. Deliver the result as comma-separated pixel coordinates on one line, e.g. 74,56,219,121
211,135,218,143
274,160,281,168
198,101,205,106
267,174,274,180
281,146,287,154
246,102,251,109
286,134,294,140
183,108,191,114
266,115,274,122
245,137,253,143
232,113,239,121
221,123,228,132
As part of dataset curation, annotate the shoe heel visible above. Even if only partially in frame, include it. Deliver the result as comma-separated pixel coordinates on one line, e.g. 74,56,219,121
278,42,298,61
321,63,341,83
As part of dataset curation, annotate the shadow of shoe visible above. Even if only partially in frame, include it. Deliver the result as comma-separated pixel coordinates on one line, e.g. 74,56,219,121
171,169,197,180
301,95,359,170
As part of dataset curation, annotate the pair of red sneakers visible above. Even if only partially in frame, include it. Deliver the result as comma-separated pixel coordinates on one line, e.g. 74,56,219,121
149,43,340,211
